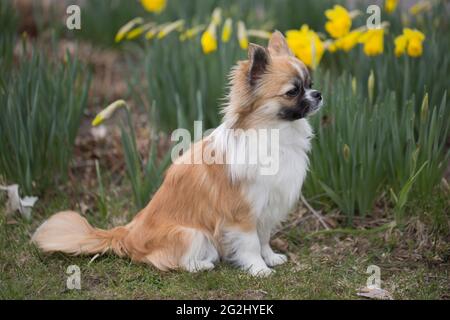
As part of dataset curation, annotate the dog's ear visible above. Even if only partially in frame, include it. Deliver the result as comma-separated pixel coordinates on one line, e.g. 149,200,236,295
248,43,270,86
268,30,293,57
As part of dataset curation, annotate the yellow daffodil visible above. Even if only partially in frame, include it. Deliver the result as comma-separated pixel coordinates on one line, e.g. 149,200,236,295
200,8,225,53
394,34,408,56
325,5,352,39
330,30,362,52
394,28,425,57
92,100,128,126
237,21,249,50
180,25,205,41
201,24,218,54
201,31,217,54
141,0,166,14
407,38,423,57
359,29,384,56
286,25,324,69
327,41,338,53
385,0,398,14
157,20,184,39
115,17,143,43
221,18,232,43
404,28,426,42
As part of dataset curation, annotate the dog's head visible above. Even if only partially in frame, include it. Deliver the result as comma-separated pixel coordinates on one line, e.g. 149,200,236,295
226,31,323,128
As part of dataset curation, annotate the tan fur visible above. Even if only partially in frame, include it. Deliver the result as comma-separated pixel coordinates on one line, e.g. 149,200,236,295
226,53,309,129
31,211,128,256
32,140,254,270
32,31,313,273
122,141,254,269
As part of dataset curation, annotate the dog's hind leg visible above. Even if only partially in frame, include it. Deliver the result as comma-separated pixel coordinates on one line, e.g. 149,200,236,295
180,228,219,272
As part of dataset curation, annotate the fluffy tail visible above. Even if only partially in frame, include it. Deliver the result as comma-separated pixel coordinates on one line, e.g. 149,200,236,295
31,211,128,257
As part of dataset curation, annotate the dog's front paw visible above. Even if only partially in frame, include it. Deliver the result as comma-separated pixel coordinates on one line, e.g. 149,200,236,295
262,252,288,267
185,260,215,272
248,265,274,277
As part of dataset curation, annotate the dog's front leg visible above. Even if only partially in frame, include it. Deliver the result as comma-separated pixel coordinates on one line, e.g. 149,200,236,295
223,227,273,276
257,220,288,267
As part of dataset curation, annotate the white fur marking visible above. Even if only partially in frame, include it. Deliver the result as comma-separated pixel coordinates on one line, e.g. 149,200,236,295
181,228,219,272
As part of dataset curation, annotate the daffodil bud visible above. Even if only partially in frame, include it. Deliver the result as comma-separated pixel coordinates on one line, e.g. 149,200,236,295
409,1,432,16
247,30,271,40
145,24,163,40
237,21,248,50
126,22,155,40
368,70,375,105
211,8,222,26
158,20,184,39
221,18,232,43
180,25,205,41
343,144,350,161
420,93,429,122
401,13,410,26
92,100,128,127
351,77,357,95
201,23,218,54
115,17,143,43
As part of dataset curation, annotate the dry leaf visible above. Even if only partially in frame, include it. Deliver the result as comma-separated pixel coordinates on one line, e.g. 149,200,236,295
357,286,393,300
270,237,289,252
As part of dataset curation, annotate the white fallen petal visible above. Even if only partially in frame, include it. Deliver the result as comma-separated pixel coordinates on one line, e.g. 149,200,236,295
0,184,38,220
0,184,21,216
20,196,38,220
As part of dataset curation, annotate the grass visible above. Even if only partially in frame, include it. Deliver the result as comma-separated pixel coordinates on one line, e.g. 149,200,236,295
1,190,448,300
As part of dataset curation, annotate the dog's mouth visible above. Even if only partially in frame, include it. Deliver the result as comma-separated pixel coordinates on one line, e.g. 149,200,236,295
278,97,323,121
306,98,323,116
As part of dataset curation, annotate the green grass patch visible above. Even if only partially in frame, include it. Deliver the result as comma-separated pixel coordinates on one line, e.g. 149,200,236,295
1,191,447,300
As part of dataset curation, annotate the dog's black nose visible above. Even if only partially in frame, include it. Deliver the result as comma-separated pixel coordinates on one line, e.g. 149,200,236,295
311,91,322,100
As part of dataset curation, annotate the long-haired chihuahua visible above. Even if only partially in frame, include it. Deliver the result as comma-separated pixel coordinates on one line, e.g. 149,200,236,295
32,31,323,276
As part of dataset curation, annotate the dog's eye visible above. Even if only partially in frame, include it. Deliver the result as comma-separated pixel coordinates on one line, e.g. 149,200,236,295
286,87,300,97
309,81,314,88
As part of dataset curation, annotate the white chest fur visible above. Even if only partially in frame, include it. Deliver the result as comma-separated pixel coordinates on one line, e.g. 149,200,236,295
212,119,313,226
245,120,312,225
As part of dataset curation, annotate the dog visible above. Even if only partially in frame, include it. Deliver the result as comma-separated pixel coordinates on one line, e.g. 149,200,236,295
32,31,323,276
